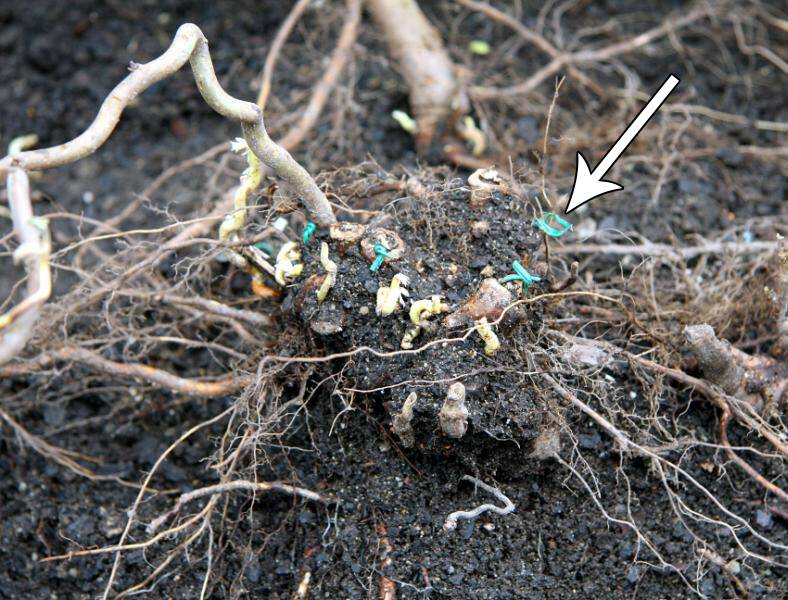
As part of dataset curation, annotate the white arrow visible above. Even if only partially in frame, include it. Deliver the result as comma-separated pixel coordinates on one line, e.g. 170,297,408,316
565,74,680,214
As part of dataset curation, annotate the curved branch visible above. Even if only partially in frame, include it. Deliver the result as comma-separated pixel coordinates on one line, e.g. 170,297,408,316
0,23,335,226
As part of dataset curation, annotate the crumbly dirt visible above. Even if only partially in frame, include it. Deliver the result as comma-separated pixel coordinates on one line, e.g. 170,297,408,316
1,1,786,599
289,184,548,470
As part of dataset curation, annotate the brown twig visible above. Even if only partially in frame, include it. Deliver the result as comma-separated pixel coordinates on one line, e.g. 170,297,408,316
256,0,313,111
549,261,579,293
0,345,252,397
375,520,397,600
279,0,362,151
471,5,713,99
554,330,788,457
636,356,788,456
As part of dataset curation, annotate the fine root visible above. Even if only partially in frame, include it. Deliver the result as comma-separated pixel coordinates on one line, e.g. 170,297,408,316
444,475,515,531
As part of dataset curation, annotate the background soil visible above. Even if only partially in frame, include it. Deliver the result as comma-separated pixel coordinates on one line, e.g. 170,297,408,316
1,1,785,598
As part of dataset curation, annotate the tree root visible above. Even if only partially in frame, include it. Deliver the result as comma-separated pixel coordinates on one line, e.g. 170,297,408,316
279,0,362,151
0,345,253,397
684,323,785,414
256,0,313,111
147,479,336,535
552,331,787,502
365,0,469,157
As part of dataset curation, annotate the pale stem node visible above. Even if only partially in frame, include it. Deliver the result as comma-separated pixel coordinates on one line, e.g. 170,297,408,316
376,274,410,317
439,382,469,439
391,392,418,447
474,317,501,356
274,242,303,287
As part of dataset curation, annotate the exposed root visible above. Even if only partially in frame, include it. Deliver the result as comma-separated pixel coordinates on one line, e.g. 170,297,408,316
256,0,313,111
147,479,335,535
543,372,788,567
548,261,578,293
470,4,715,99
0,345,253,397
366,0,467,154
550,332,788,501
555,240,781,260
457,0,605,96
684,323,785,413
278,0,362,151
719,404,788,504
376,520,397,600
0,168,50,365
444,475,515,532
0,407,146,489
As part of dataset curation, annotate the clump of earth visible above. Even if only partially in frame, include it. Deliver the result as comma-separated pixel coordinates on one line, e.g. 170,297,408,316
279,173,563,474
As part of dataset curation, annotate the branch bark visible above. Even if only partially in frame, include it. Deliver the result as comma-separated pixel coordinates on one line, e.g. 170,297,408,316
0,23,335,226
365,0,467,153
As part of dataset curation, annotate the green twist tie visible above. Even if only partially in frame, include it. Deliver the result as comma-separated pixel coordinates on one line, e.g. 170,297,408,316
501,261,542,292
302,221,317,244
533,212,572,237
370,243,393,272
254,241,273,256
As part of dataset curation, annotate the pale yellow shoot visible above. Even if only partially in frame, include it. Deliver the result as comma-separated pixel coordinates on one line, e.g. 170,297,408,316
475,317,500,355
274,241,303,286
316,242,338,304
376,274,410,316
219,138,263,241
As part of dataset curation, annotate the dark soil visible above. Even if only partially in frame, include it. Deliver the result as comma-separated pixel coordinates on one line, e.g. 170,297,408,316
1,1,786,599
290,183,548,468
